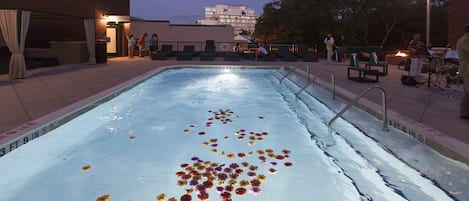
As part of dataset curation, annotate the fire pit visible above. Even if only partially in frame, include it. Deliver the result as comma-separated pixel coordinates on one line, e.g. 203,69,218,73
385,50,410,70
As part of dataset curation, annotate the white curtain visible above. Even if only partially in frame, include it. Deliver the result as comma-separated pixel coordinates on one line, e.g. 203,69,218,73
84,19,96,64
0,10,30,79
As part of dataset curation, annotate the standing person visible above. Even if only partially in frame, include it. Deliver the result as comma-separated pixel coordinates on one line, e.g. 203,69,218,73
407,34,426,77
457,23,469,119
126,33,136,58
137,33,148,57
324,33,335,62
257,43,269,58
149,33,158,56
335,33,345,62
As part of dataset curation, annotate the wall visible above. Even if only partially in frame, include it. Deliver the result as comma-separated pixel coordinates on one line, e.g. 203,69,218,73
0,0,129,48
130,21,234,52
448,0,469,46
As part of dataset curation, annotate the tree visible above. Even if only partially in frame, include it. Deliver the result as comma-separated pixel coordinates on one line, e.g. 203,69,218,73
253,0,448,50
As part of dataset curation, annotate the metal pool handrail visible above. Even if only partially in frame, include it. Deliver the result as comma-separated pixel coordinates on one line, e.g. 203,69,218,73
328,86,389,136
295,69,336,100
279,66,295,83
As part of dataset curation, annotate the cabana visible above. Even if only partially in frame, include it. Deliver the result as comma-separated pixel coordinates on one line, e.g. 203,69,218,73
0,9,97,79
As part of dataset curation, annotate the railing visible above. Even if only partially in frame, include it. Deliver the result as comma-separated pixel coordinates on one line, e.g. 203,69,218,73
327,86,388,136
279,66,295,83
295,68,336,100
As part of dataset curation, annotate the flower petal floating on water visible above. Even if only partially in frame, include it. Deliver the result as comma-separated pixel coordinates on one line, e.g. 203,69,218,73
96,194,110,201
228,179,237,186
168,197,177,201
268,168,277,174
250,187,261,195
198,131,206,136
226,154,235,159
175,171,185,177
239,180,250,187
249,165,258,171
224,185,234,192
257,174,267,182
229,163,239,169
284,162,293,167
202,141,210,146
197,191,209,201
211,149,218,153
189,180,199,186
177,180,188,187
203,180,214,189
235,187,247,196
237,153,246,158
216,186,224,193
156,193,166,201
250,179,261,187
247,172,256,177
275,155,286,160
282,149,291,154
180,194,192,201
183,129,190,133
81,165,92,172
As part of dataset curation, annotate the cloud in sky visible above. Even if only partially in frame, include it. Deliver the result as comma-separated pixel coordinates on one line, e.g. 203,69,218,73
130,0,272,24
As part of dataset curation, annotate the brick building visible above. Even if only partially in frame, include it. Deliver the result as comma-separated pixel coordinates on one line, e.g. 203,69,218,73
448,0,469,46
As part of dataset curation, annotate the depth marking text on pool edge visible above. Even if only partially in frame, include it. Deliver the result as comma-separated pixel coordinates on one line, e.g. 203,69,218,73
0,126,49,157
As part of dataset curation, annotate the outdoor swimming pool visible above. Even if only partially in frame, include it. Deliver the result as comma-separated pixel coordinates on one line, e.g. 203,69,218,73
0,68,467,201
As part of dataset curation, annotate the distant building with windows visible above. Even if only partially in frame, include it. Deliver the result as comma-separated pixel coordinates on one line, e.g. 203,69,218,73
197,4,257,35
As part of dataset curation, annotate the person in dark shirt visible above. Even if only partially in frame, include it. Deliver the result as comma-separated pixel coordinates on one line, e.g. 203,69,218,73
335,33,345,62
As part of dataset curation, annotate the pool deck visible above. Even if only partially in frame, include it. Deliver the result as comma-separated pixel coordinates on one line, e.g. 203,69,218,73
0,56,467,163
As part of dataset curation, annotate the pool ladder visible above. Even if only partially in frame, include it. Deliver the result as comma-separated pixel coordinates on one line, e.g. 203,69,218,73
327,86,389,136
279,66,295,83
295,69,336,100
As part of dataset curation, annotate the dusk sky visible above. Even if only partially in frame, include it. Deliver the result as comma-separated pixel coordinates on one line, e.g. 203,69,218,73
130,0,272,24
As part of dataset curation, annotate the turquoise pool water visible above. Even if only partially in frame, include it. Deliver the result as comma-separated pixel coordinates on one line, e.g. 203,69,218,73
0,68,466,201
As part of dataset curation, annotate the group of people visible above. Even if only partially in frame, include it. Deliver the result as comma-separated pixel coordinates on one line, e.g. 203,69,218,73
324,33,345,62
401,27,468,119
126,33,159,58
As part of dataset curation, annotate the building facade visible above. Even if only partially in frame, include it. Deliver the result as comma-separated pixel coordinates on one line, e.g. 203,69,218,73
197,4,257,35
131,20,234,52
448,0,469,46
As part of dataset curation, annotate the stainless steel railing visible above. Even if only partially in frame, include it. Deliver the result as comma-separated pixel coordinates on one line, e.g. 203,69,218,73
327,86,389,135
279,66,295,83
295,68,336,100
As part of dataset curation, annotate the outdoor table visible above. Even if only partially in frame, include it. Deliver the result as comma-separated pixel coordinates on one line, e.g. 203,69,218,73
366,46,382,65
345,46,362,67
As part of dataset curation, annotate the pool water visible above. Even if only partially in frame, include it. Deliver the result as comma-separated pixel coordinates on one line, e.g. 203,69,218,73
0,68,465,201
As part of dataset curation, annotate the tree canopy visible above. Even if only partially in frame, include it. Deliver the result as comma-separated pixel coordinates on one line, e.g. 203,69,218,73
253,0,448,50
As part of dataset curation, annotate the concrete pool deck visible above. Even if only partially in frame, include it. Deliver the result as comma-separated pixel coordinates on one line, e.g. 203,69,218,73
0,56,467,163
